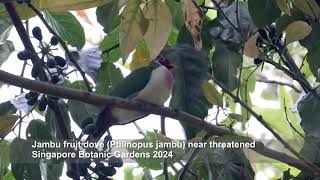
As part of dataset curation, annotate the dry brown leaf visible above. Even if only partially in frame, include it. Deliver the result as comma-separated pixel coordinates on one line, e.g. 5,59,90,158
183,0,204,50
242,33,259,58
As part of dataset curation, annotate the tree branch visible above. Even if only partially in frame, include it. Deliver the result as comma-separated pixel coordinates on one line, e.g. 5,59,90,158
0,69,319,176
161,116,169,180
256,78,302,93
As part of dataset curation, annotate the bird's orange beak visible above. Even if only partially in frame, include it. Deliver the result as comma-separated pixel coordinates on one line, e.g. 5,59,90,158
168,63,177,69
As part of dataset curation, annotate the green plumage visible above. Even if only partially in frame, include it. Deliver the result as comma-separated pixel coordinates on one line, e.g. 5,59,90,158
109,66,154,98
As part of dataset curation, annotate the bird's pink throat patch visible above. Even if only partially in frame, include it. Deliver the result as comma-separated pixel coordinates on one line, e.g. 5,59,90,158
164,70,174,90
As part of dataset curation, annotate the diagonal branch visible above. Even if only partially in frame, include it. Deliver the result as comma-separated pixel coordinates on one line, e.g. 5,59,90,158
256,78,302,93
0,69,319,176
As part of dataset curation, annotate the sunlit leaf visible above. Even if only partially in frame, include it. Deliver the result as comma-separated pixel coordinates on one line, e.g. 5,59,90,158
120,0,149,62
143,0,172,59
285,21,312,45
275,0,291,15
0,140,10,178
129,47,150,71
44,11,85,49
202,80,223,107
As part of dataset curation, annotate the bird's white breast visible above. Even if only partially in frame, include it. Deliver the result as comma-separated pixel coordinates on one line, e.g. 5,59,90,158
111,65,174,125
135,65,173,105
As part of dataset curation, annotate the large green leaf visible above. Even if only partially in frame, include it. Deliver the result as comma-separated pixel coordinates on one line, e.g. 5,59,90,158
293,0,320,19
96,62,124,95
10,138,41,180
298,88,320,137
26,119,53,140
299,24,320,80
161,45,212,139
3,170,15,180
44,11,85,49
96,0,120,33
99,27,121,63
0,101,17,117
240,69,255,121
0,17,12,43
0,140,10,178
143,0,172,59
0,41,14,67
299,136,320,168
65,81,99,127
248,0,281,27
278,86,303,136
25,119,63,180
47,162,64,180
255,107,297,139
164,0,184,30
120,0,149,62
211,43,241,92
45,102,71,140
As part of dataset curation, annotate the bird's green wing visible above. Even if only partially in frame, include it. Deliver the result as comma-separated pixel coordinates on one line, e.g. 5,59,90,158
109,66,153,98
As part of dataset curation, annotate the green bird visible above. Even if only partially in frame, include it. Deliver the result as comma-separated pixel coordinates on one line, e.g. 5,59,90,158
93,57,176,138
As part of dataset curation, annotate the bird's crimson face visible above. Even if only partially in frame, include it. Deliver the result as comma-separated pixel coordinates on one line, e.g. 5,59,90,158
159,58,175,69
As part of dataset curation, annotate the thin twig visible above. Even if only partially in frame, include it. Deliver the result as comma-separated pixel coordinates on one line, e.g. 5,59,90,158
133,122,146,137
161,116,169,180
283,99,305,139
256,78,302,93
211,0,241,35
102,44,120,55
179,133,211,180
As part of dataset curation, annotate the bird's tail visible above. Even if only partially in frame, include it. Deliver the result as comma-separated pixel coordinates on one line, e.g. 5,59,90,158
92,105,114,139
